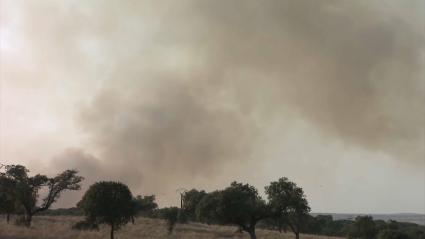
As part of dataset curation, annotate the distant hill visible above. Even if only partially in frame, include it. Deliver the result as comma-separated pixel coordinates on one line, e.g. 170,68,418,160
312,213,425,225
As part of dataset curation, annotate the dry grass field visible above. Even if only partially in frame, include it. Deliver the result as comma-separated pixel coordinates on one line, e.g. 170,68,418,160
0,216,344,239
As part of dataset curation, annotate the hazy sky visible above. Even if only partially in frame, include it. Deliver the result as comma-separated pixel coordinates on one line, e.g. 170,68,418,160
0,0,424,213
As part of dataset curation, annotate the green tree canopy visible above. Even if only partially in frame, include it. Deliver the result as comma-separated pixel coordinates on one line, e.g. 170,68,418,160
265,177,310,239
3,164,83,226
348,216,378,239
182,189,207,220
0,173,17,223
153,207,188,234
378,229,410,239
195,190,223,224
78,181,136,239
133,194,158,216
196,182,268,239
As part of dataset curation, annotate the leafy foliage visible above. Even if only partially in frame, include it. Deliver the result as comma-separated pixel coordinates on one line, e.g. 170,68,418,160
161,207,179,234
78,181,136,239
2,165,83,226
196,182,268,239
133,195,158,216
265,177,311,239
289,215,424,239
195,190,223,224
38,207,83,216
2,167,422,239
301,215,352,236
182,189,207,220
71,220,99,231
348,216,378,239
378,229,410,239
0,173,17,223
150,207,188,234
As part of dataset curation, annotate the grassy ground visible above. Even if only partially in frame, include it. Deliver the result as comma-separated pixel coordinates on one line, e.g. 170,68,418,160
0,216,343,239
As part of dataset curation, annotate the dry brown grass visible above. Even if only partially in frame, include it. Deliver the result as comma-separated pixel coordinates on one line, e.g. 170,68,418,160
0,216,344,239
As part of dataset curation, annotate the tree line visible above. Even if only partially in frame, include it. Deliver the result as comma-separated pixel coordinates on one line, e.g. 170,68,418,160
1,164,424,239
0,164,83,226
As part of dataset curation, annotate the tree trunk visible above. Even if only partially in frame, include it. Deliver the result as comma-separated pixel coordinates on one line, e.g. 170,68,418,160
25,213,32,227
289,223,300,239
110,224,115,239
6,213,10,223
246,226,257,239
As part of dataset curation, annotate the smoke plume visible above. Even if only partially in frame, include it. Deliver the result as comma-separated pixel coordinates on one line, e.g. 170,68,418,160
1,0,424,208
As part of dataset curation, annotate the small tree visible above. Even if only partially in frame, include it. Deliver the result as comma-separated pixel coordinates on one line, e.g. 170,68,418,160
161,207,179,234
78,181,136,239
4,165,83,226
152,207,188,234
195,190,222,224
133,194,158,216
0,173,17,223
265,177,311,239
182,189,206,220
348,216,378,239
196,182,268,239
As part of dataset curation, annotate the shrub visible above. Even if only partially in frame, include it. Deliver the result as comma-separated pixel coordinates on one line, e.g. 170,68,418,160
72,220,99,231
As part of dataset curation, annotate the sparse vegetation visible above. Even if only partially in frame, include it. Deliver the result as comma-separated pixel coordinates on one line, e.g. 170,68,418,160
0,215,345,239
71,219,100,231
153,207,181,234
1,164,424,239
0,164,83,226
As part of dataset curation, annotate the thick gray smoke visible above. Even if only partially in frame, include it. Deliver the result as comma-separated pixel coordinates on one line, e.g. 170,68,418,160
78,0,423,188
3,0,424,207
75,1,423,196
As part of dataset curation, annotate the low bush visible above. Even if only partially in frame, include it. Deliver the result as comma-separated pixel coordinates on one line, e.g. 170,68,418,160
71,220,99,231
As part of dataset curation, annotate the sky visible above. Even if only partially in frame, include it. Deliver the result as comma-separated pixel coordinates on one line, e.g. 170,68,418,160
0,0,424,214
